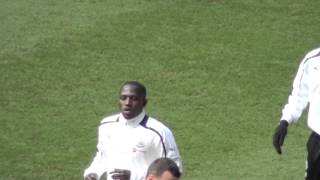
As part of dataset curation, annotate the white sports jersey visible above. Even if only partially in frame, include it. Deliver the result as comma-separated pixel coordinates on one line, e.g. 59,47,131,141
84,111,182,180
281,47,320,134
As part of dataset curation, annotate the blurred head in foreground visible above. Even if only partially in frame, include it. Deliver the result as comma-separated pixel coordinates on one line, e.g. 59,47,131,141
146,158,181,180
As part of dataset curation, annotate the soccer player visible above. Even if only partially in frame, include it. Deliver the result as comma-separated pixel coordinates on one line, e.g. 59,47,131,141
273,47,320,179
84,81,182,180
146,158,181,180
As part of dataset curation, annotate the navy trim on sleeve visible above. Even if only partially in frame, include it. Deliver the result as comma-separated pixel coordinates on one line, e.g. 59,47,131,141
139,115,167,157
304,51,320,64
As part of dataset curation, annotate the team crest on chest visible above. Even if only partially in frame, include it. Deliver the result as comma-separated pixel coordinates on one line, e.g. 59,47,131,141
133,141,146,152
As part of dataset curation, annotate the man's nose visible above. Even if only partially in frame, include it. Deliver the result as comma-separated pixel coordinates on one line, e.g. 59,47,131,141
124,97,132,105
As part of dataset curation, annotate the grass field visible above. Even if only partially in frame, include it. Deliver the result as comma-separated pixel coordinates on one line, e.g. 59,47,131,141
1,0,320,179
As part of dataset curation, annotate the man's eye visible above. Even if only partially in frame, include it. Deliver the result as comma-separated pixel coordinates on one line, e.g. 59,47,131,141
131,96,139,101
120,96,139,101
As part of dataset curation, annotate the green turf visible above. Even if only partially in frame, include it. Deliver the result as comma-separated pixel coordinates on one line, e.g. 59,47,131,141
1,0,320,179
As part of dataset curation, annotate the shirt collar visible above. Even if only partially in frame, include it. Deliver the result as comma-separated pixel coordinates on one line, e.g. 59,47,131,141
119,110,146,128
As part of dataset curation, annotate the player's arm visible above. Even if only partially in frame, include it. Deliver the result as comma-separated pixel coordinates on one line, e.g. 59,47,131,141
273,57,310,154
84,126,108,179
161,127,183,172
282,57,312,123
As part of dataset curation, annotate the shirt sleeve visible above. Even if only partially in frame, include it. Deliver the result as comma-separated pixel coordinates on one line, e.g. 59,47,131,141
280,55,312,123
306,59,320,132
280,48,320,123
161,127,183,172
83,126,108,179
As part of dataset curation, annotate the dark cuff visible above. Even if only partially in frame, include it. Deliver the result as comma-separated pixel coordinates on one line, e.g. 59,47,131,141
279,120,289,127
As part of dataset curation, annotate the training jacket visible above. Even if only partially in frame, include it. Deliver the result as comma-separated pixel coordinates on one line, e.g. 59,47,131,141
281,47,320,134
84,111,182,180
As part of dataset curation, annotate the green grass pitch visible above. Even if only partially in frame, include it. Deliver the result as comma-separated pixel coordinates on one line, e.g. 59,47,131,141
1,0,320,179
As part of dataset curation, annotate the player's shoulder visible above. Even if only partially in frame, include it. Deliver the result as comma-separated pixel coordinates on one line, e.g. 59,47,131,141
301,48,320,69
145,116,172,132
100,113,120,126
304,47,320,60
298,47,320,68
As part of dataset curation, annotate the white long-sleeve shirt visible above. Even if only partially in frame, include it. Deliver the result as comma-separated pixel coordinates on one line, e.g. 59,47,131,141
84,111,182,180
281,47,320,134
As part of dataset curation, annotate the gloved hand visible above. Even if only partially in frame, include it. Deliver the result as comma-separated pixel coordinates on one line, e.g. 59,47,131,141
84,173,98,180
272,120,289,154
110,169,131,180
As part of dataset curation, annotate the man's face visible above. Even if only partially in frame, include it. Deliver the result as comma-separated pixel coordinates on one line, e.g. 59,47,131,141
119,84,146,119
146,171,179,180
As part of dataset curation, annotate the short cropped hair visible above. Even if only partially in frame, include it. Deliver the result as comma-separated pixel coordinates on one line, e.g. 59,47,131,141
146,158,181,178
120,81,147,99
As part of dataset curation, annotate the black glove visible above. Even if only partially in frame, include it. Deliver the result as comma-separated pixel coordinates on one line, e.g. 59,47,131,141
110,169,131,180
84,173,98,180
272,120,289,154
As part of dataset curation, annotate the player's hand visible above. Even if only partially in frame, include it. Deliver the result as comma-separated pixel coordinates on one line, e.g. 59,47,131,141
84,173,98,180
110,168,131,180
272,120,289,154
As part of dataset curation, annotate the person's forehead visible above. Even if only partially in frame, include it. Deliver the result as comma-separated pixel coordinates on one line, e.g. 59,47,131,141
120,85,140,95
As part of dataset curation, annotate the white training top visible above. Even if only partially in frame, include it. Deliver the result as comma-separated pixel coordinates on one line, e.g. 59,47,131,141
281,47,320,134
84,111,182,180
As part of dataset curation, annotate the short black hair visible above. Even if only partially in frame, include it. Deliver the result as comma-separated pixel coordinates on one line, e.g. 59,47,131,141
146,158,181,178
120,81,147,98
